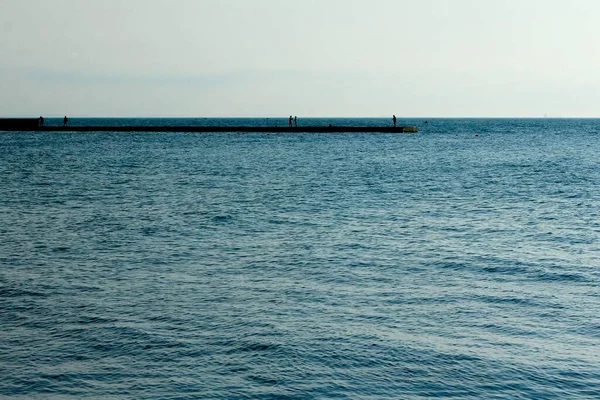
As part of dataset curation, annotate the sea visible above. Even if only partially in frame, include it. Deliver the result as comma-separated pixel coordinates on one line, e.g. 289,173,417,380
1,118,599,399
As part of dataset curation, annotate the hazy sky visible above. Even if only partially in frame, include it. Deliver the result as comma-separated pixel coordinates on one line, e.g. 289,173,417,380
1,0,599,117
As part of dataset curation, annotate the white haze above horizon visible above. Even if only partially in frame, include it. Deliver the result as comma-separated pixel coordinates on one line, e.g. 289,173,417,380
1,0,599,117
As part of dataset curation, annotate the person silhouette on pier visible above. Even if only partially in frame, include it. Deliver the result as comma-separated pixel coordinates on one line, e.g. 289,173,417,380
63,116,69,127
289,115,293,128
39,116,44,127
294,116,298,127
393,115,397,128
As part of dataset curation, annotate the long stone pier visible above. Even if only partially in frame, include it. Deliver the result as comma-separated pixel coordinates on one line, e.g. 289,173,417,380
0,119,418,133
0,118,419,133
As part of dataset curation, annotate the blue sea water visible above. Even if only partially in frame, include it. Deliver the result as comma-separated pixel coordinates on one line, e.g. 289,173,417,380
1,118,599,399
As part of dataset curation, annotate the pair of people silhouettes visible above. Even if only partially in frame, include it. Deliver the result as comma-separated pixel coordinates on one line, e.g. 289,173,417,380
38,116,68,127
289,116,298,127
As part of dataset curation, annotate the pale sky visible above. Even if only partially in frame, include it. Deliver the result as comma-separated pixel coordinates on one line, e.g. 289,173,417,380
1,0,599,117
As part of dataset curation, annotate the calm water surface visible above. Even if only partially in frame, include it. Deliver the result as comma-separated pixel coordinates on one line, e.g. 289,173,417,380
1,118,599,399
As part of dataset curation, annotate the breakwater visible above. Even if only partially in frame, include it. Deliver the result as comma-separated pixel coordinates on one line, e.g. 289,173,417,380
0,120,418,133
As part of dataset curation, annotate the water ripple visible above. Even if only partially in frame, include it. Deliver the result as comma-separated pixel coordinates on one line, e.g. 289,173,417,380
1,118,599,398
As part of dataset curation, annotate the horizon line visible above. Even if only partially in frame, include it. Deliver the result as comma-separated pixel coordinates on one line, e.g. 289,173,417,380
2,115,600,119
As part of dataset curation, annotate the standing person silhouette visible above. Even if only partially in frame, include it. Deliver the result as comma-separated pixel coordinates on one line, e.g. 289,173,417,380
294,116,298,127
393,115,397,128
63,116,69,127
289,115,293,128
39,116,44,127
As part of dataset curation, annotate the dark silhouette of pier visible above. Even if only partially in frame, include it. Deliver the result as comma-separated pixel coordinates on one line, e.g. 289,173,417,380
0,118,41,130
0,119,419,133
